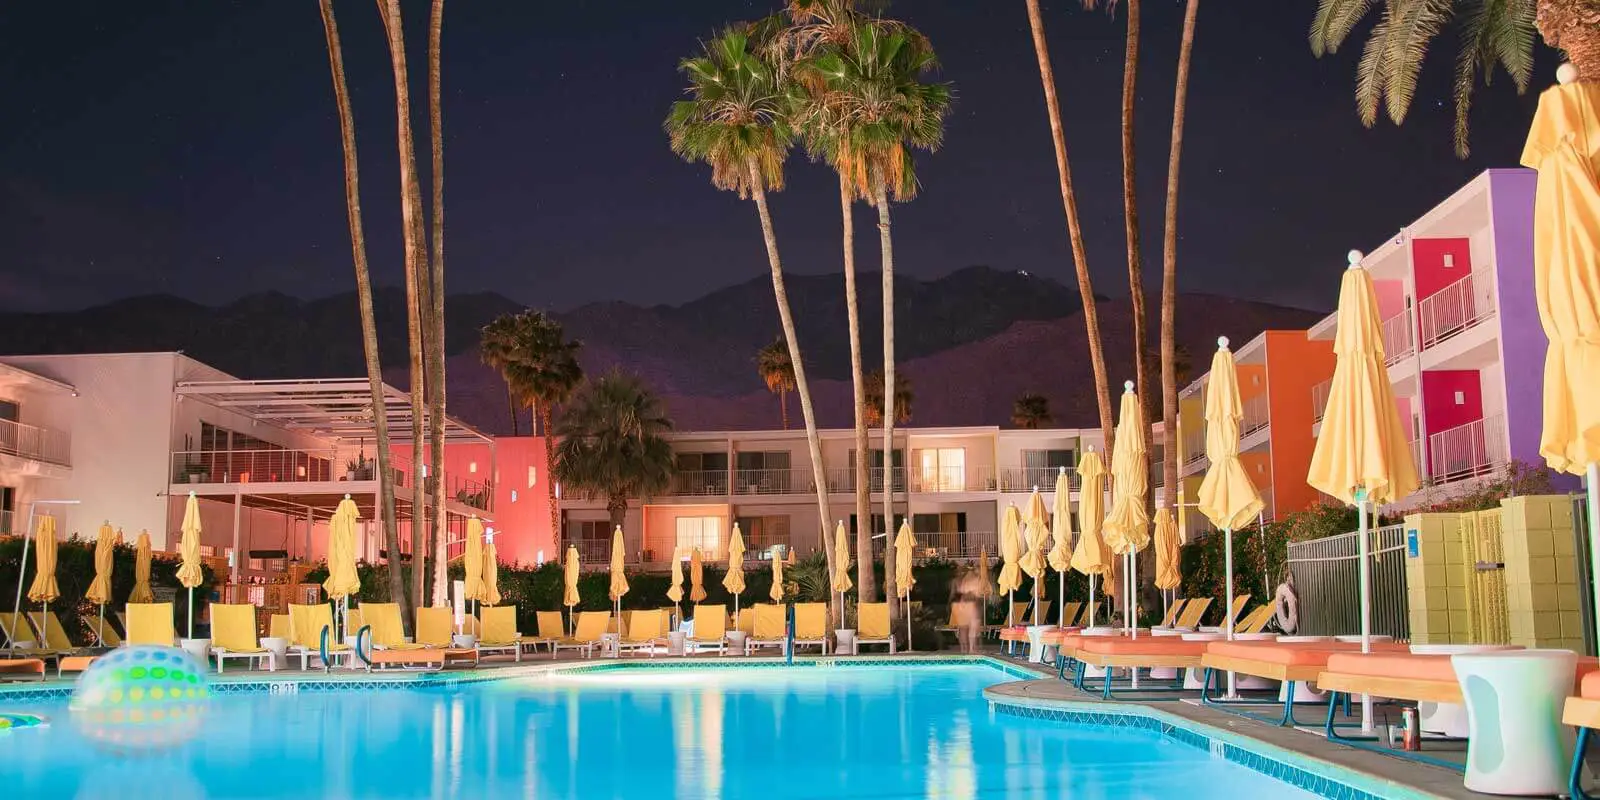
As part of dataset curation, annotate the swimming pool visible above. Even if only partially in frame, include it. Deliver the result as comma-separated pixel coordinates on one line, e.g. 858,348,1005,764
1,662,1329,799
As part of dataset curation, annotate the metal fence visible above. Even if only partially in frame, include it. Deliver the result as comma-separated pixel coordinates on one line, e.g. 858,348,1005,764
1285,523,1410,639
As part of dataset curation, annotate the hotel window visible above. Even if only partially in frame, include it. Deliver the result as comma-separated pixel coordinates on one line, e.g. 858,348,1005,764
675,516,721,555
847,449,906,492
914,448,966,492
568,519,610,542
1021,449,1076,487
0,487,13,534
736,515,790,558
735,451,791,493
676,452,729,494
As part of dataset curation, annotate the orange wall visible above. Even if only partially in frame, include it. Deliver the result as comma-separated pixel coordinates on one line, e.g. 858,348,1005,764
1263,331,1336,516
392,436,554,567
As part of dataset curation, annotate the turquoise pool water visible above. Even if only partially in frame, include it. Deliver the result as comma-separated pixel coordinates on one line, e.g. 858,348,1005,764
2,664,1320,799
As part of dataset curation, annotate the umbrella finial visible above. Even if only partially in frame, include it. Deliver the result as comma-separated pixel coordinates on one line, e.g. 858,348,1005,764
1347,249,1364,269
188,491,196,497
1123,380,1135,392
1558,63,1577,85
1032,484,1039,493
1060,465,1067,474
1217,335,1229,349
343,493,351,499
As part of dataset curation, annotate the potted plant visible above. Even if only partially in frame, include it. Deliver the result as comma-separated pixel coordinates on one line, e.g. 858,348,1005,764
346,455,371,481
176,463,209,484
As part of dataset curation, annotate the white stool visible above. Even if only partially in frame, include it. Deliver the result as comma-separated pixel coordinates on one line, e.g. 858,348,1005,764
1079,628,1118,678
1453,649,1577,796
1025,626,1056,664
1409,644,1517,736
1181,632,1223,689
261,637,288,672
668,631,687,656
1148,628,1186,679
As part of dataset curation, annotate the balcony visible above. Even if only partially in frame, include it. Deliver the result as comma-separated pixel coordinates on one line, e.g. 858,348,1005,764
1418,269,1496,350
1241,394,1270,438
667,470,729,497
733,468,813,496
1182,425,1207,466
1311,378,1332,424
911,465,974,493
0,417,71,468
1383,309,1416,365
871,530,996,562
995,466,1081,493
824,467,908,494
1427,414,1507,484
173,448,340,485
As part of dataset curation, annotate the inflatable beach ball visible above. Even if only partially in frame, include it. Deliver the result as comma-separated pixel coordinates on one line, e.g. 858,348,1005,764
70,646,210,752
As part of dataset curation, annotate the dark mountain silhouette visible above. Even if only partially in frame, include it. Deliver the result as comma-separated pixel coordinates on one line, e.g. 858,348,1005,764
0,266,1323,431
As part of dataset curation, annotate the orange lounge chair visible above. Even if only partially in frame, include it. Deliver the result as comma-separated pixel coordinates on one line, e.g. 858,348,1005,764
1069,636,1214,700
1200,640,1410,726
0,658,45,681
1564,671,1600,798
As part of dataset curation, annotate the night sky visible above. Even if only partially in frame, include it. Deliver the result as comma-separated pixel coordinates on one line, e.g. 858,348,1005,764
0,1,1556,314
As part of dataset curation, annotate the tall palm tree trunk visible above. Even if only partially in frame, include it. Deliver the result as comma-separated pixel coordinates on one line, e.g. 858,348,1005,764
541,404,559,557
378,0,429,624
843,174,874,604
505,382,519,436
1161,0,1199,517
780,391,789,430
746,159,837,617
1024,0,1114,453
1120,0,1150,439
426,0,449,609
318,0,404,616
874,179,899,622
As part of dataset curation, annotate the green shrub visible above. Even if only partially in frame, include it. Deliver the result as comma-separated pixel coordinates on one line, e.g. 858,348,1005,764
0,536,216,642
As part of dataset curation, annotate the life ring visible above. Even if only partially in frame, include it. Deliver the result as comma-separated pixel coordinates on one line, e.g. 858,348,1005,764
1274,582,1299,635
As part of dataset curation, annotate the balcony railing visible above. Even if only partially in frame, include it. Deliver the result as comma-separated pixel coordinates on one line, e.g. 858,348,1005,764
172,448,340,484
1427,414,1507,484
823,467,908,494
871,530,996,562
1182,426,1207,465
1311,378,1332,424
1382,308,1415,365
667,470,729,497
733,468,813,496
996,467,1081,493
1241,394,1270,437
0,417,70,468
911,465,972,493
1418,269,1496,350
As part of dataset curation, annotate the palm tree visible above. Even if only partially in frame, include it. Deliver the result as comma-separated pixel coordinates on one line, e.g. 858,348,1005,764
317,0,406,620
798,20,951,615
1160,0,1199,527
377,0,433,616
1012,393,1053,429
665,28,838,589
756,336,797,429
771,0,881,606
551,372,675,531
425,0,449,608
1023,0,1115,453
1308,0,1548,158
479,310,583,551
864,368,913,427
479,315,524,435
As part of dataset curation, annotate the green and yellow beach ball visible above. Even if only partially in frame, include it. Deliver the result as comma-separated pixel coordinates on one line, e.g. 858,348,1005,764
70,646,210,752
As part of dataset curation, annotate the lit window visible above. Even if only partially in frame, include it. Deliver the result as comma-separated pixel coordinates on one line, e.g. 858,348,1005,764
527,466,537,488
1443,253,1455,268
469,461,478,474
510,490,518,503
296,465,307,478
536,549,546,564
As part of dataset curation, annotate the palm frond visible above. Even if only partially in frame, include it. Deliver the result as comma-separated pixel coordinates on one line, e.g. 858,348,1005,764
1311,0,1376,56
1381,0,1456,125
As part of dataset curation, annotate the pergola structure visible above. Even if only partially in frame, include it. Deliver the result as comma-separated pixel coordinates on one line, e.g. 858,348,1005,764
169,378,496,585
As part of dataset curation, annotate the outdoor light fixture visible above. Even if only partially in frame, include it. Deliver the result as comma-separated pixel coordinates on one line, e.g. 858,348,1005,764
510,490,518,503
527,466,536,488
469,461,477,473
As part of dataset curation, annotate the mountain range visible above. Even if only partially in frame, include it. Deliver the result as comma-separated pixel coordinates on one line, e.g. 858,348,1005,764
0,266,1326,432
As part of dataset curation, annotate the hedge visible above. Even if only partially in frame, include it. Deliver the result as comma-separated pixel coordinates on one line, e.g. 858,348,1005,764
0,536,216,643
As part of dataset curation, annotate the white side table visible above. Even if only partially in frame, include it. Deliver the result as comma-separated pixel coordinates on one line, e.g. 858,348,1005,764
1079,628,1117,678
725,631,747,655
667,631,687,656
1409,644,1517,736
261,637,288,672
834,629,855,655
1025,626,1055,664
180,638,211,667
1453,649,1577,796
1149,628,1185,679
600,632,619,658
1180,632,1223,689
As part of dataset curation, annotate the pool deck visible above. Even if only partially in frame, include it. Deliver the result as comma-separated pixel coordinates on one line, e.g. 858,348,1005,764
0,646,1500,799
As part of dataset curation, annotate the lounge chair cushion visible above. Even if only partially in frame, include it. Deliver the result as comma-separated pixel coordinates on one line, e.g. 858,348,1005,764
1205,640,1407,666
1583,670,1600,699
0,659,45,677
1077,638,1209,657
1324,652,1456,682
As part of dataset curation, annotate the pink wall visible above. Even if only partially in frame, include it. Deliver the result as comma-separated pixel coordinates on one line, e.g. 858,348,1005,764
1374,279,1406,321
392,436,554,568
1421,371,1483,433
1412,238,1473,301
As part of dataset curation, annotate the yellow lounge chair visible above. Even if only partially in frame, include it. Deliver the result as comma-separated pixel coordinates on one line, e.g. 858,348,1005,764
88,615,122,647
733,607,755,635
1236,605,1276,635
416,607,477,667
1173,597,1212,629
27,611,94,656
1057,601,1083,629
269,613,291,641
478,605,536,659
1216,594,1252,630
536,610,568,642
746,604,788,656
1,612,60,664
792,603,829,654
1007,601,1030,626
209,603,269,673
617,609,668,657
125,603,177,647
1077,600,1099,627
1157,599,1189,628
553,611,609,659
856,603,895,654
343,607,365,639
688,604,726,655
288,603,349,670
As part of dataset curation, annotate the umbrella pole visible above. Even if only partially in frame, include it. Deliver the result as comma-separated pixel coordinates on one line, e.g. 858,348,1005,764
1357,492,1374,731
1588,463,1600,656
1225,528,1238,698
1088,575,1096,627
98,604,105,647
1057,572,1065,627
904,593,912,652
9,510,33,658
187,587,194,641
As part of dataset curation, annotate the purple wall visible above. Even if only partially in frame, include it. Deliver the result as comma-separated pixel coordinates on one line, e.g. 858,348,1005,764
1489,169,1571,487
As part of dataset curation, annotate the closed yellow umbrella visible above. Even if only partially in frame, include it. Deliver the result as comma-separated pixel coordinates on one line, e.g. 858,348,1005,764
26,515,59,605
689,547,707,603
1198,337,1265,641
131,530,155,603
482,534,501,607
724,523,746,596
769,546,785,603
607,526,629,630
831,521,852,628
1019,489,1049,625
562,545,581,637
894,521,916,650
1070,449,1108,626
1153,509,1181,591
1048,469,1074,626
86,522,116,606
463,516,486,606
977,545,994,598
1523,67,1600,650
1308,255,1420,656
323,496,362,601
996,504,1023,626
1103,382,1150,633
176,492,205,640
667,547,685,606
